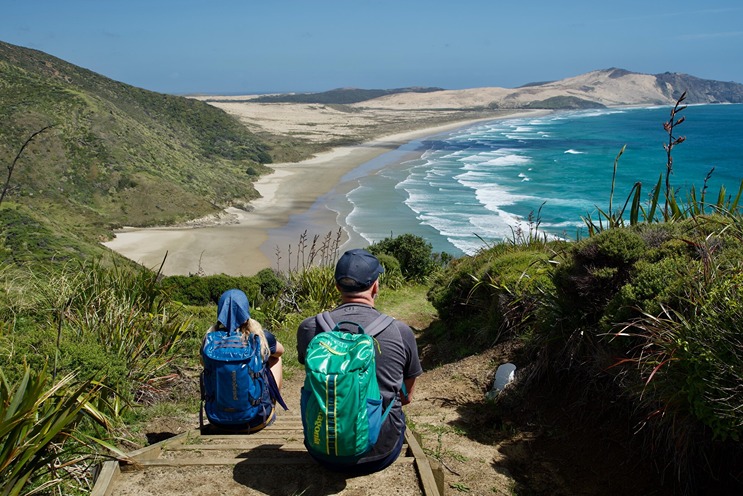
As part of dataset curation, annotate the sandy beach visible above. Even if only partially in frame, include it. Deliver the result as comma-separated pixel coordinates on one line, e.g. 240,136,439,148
106,70,681,276
103,111,539,276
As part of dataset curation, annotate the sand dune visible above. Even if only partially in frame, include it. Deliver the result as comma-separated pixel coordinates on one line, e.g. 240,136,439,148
351,70,677,109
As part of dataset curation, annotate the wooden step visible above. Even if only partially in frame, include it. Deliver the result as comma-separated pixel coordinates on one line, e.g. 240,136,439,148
92,427,443,495
122,455,416,469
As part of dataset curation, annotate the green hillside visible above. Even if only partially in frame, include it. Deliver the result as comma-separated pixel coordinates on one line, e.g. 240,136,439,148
0,40,272,262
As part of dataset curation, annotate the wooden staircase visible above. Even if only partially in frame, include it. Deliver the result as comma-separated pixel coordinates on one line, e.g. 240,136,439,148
92,412,443,495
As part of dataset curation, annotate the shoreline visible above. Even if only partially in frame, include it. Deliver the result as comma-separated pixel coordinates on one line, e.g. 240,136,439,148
103,110,545,276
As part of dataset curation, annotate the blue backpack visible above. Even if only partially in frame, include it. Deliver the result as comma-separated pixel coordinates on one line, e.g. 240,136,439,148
200,329,286,431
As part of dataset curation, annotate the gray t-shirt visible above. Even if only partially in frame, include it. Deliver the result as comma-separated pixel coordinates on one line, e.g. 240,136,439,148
297,303,423,462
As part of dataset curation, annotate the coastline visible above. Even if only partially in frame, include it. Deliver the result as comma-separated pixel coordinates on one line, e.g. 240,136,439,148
103,110,544,276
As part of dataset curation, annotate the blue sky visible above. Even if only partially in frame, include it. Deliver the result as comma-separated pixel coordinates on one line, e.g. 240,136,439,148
2,1,742,95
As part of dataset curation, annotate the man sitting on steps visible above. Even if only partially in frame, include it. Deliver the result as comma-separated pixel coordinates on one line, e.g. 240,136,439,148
296,248,423,474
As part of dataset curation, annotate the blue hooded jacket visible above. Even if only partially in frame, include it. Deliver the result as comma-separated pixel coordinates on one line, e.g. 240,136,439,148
217,289,250,334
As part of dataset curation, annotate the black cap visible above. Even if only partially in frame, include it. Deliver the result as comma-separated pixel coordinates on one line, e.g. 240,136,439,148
334,249,385,292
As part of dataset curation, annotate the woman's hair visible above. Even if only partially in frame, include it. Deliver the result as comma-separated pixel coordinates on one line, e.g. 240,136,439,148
240,318,270,360
210,318,270,360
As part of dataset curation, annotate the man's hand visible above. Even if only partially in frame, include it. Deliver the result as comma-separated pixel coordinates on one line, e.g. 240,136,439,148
400,378,416,405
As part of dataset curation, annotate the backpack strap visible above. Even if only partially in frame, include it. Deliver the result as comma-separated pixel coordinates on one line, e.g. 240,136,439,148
380,395,396,425
316,311,337,333
364,313,395,338
266,368,288,410
316,311,395,337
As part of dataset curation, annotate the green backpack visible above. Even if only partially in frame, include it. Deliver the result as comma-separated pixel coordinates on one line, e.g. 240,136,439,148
300,312,395,463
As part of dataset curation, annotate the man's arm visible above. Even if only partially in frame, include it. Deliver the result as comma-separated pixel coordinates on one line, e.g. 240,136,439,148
296,317,315,365
400,377,416,405
396,321,422,406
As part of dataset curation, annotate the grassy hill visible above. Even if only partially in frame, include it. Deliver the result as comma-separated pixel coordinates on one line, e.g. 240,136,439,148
0,40,273,264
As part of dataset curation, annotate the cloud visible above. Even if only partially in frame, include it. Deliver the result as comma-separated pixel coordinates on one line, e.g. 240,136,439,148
600,7,742,25
676,31,743,41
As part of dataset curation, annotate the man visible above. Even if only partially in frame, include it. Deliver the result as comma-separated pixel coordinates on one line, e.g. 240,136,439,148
296,248,423,474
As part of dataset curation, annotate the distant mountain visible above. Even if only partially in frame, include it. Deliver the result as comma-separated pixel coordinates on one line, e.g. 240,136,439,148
0,40,273,263
357,68,743,109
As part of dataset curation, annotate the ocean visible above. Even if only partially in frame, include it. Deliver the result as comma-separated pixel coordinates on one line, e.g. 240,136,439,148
324,104,743,257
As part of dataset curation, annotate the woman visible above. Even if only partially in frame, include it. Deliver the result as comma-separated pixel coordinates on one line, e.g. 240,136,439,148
202,288,285,432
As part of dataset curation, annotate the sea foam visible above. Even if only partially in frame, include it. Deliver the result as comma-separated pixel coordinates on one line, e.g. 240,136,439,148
339,104,743,256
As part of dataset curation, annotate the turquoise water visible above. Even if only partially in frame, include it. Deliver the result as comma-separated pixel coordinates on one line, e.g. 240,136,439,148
325,104,743,256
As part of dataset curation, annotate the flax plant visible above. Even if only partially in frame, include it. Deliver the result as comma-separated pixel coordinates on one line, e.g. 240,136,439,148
280,229,342,273
582,145,644,235
0,365,119,496
583,93,743,236
72,260,191,401
686,172,743,218
663,92,687,218
290,265,338,312
493,202,553,247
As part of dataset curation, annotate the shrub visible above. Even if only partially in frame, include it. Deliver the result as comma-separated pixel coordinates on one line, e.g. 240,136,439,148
2,322,131,400
690,274,743,441
607,269,743,491
428,243,555,345
0,207,93,266
160,274,261,306
369,234,436,282
376,253,404,290
427,250,491,321
205,275,260,306
552,227,647,326
533,219,743,492
256,268,287,300
612,263,743,439
605,256,694,325
160,275,212,305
